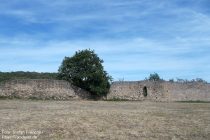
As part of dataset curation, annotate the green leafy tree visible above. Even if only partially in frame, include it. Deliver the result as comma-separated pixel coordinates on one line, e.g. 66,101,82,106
148,73,160,81
58,49,112,97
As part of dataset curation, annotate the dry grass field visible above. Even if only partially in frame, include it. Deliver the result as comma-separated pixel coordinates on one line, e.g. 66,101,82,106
0,100,210,140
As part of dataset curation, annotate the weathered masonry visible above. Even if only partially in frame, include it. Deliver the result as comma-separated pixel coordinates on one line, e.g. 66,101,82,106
0,79,91,100
0,79,210,101
107,81,210,101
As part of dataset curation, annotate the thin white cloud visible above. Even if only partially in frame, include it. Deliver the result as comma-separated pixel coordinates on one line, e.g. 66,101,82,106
0,0,210,81
1,36,210,80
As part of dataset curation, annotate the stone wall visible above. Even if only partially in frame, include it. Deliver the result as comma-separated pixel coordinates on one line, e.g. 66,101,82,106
163,82,210,101
1,79,210,101
0,79,91,100
107,81,210,101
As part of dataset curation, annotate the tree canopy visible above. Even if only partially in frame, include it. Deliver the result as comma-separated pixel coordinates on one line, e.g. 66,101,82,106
58,49,112,97
148,73,161,81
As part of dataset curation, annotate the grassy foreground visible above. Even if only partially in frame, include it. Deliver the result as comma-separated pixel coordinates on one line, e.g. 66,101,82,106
0,100,210,140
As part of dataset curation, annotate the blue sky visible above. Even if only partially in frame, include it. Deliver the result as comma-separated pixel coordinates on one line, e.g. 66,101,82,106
0,0,210,81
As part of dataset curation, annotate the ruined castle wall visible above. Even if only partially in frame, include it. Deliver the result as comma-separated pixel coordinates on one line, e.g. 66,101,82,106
1,79,210,101
107,81,167,101
163,82,210,101
0,79,91,100
107,81,210,101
